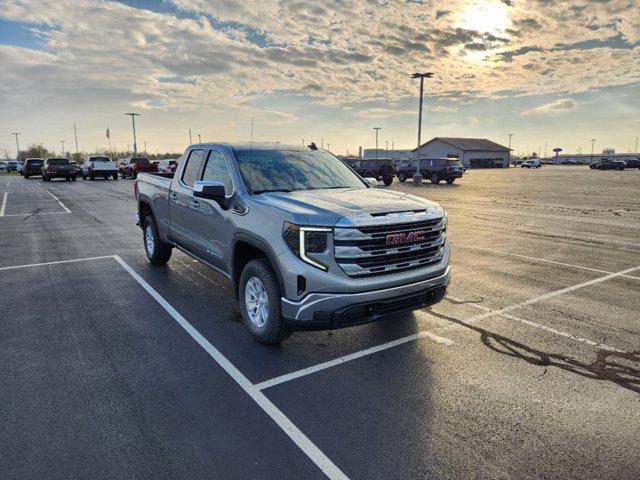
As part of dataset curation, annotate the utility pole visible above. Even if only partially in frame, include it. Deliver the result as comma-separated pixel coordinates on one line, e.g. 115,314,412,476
508,133,513,166
373,127,381,159
60,140,65,157
198,134,202,143
144,141,147,154
125,113,140,156
38,143,44,158
11,132,21,161
321,137,324,149
635,136,638,153
73,123,80,162
590,138,596,163
188,128,192,145
412,72,434,185
385,140,388,158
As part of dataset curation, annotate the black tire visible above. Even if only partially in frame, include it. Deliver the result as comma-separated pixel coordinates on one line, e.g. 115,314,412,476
383,176,393,186
239,258,291,344
71,176,76,182
430,173,440,184
25,174,30,179
89,174,95,181
112,173,118,180
446,178,455,184
121,170,126,179
132,171,137,179
363,170,375,179
397,173,406,183
143,215,172,265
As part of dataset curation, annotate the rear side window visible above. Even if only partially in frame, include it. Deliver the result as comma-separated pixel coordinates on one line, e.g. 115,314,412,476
201,150,233,195
181,149,206,187
47,159,69,165
131,158,150,164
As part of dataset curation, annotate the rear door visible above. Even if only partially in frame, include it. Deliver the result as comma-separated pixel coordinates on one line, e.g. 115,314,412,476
169,149,206,251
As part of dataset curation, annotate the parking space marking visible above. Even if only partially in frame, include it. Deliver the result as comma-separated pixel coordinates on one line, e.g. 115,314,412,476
253,331,453,391
113,256,348,480
0,192,6,216
0,255,115,272
455,243,640,281
447,296,625,353
46,190,71,213
460,265,640,325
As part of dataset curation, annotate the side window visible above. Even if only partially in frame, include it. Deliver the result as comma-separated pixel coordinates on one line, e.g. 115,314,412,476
353,161,361,169
181,149,205,187
201,150,233,195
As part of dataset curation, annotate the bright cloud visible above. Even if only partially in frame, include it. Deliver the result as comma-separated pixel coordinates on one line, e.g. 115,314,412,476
522,98,578,116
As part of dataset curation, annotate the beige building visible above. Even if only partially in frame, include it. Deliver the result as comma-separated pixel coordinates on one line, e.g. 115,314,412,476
414,137,511,168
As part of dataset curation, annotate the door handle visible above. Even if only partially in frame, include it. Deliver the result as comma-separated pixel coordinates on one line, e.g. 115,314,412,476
169,192,177,200
190,199,200,208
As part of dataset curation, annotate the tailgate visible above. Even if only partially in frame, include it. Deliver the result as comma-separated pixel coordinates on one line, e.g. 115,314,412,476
91,162,117,171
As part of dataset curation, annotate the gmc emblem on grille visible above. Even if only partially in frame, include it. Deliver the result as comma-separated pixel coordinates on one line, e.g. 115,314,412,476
386,230,428,245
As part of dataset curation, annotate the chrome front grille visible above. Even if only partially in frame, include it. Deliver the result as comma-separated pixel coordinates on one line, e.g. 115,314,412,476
334,217,446,278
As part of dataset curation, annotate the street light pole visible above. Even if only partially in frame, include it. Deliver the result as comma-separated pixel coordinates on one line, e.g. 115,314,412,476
198,134,202,143
60,140,65,156
73,123,80,162
635,136,638,153
590,138,596,164
373,127,381,159
412,72,434,185
508,133,513,166
188,128,192,145
125,113,140,156
11,132,21,161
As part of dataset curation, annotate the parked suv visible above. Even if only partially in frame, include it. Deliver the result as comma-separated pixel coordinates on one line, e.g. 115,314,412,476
347,159,395,185
396,158,464,184
120,157,157,179
42,157,77,181
590,159,626,170
23,158,44,178
135,143,450,344
521,159,541,168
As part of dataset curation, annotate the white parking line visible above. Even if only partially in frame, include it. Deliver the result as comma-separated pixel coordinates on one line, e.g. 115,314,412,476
254,331,453,391
113,256,348,480
460,265,640,325
446,296,625,353
455,243,640,280
46,190,71,213
0,192,6,216
0,255,115,271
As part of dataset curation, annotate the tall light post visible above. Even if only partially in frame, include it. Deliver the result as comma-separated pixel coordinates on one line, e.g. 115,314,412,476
508,133,514,166
327,143,330,152
60,140,65,156
11,132,21,161
373,127,381,159
635,136,638,153
73,123,80,162
412,72,434,185
125,113,140,156
590,138,596,164
188,128,192,145
385,140,388,158
198,134,202,143
144,141,147,154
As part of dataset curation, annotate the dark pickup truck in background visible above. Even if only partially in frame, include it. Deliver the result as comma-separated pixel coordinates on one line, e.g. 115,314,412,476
134,142,450,344
42,158,77,181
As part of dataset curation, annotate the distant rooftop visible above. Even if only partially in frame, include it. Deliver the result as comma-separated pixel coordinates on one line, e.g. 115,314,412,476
192,141,312,152
414,137,511,152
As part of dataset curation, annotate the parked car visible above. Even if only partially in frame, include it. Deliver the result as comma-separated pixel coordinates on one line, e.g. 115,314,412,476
396,158,464,184
135,142,450,344
347,159,395,185
623,158,640,169
521,159,542,168
22,158,44,178
120,157,157,179
6,161,18,172
17,161,24,174
69,161,82,176
158,159,179,173
42,157,77,181
82,155,118,180
0,162,8,173
590,159,626,170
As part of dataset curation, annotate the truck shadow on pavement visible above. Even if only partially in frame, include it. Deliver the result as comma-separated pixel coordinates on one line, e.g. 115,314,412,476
428,310,640,394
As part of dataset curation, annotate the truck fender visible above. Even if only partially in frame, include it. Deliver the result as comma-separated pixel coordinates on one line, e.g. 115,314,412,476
231,233,286,299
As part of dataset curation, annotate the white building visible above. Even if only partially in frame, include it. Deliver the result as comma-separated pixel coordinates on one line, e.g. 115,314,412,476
414,137,511,168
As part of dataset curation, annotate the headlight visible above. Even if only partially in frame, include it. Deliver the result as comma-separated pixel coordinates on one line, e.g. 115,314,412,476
283,222,331,270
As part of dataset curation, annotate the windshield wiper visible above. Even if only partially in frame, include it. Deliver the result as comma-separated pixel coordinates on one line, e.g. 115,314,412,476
253,188,294,194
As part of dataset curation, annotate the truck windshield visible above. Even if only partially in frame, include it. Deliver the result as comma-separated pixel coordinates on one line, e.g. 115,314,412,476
235,149,365,193
47,159,69,165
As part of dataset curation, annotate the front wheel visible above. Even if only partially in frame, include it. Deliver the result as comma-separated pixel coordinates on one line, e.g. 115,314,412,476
430,173,440,184
397,173,406,183
382,176,393,186
446,178,455,184
239,259,291,344
112,173,118,180
143,215,172,265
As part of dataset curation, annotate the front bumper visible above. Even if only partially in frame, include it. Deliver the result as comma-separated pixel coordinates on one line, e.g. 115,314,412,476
282,266,450,328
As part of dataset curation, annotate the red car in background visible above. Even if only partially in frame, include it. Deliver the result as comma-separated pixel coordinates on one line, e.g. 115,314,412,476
120,157,157,179
158,159,179,173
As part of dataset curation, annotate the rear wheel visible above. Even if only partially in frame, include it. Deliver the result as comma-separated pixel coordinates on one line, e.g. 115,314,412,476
446,178,455,184
383,176,393,186
239,259,291,344
71,176,76,182
397,172,406,183
112,173,118,180
143,215,172,265
430,173,440,184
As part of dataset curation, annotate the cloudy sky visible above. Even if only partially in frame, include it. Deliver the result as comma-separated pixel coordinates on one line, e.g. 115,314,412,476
0,0,639,157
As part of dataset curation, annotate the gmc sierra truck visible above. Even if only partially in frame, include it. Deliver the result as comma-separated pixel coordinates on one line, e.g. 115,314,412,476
135,142,450,344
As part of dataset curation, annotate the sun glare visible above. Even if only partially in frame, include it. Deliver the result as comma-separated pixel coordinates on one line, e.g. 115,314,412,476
457,0,511,35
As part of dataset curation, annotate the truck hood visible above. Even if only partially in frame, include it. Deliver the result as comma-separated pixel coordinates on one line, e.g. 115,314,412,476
255,188,443,226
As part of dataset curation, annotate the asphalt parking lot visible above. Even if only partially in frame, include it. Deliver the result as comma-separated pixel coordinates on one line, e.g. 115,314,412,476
1,166,638,479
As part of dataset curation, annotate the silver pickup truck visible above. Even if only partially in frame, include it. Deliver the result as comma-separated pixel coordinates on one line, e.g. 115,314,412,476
82,155,118,180
135,142,450,344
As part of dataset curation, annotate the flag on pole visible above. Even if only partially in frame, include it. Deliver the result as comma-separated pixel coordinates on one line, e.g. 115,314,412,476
106,128,110,139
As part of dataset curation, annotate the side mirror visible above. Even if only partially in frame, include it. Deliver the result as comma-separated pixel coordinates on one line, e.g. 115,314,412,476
193,180,225,200
365,178,377,188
